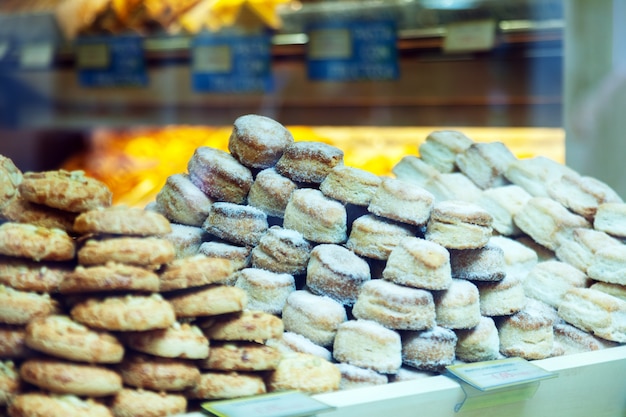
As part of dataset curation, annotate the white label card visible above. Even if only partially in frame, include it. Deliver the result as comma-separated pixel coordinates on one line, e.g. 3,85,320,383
443,19,496,53
20,42,54,69
446,357,557,391
202,391,335,417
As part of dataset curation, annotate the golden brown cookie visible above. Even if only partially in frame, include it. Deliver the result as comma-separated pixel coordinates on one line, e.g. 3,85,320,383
197,341,282,371
0,155,22,213
0,325,35,359
266,352,341,394
1,196,78,233
0,360,21,407
19,357,122,397
0,256,70,293
120,322,209,360
8,392,113,417
25,315,124,364
201,310,284,342
0,222,75,262
0,285,61,325
117,352,200,392
70,294,176,331
77,237,176,267
18,170,112,213
185,371,266,400
166,285,248,318
158,255,235,292
110,388,187,417
59,263,160,294
73,206,171,236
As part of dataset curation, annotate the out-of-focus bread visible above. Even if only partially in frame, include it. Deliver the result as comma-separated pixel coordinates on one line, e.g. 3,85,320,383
455,141,516,189
504,156,578,198
418,130,473,173
594,202,626,238
547,173,622,221
555,228,622,274
586,244,626,285
523,260,591,308
391,155,440,186
476,185,532,236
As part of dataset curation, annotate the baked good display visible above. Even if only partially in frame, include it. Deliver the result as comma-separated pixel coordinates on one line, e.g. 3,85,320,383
352,279,436,331
274,141,344,184
418,130,473,173
266,352,341,394
203,202,269,247
250,226,311,275
455,141,516,189
367,177,434,226
283,188,347,244
425,200,493,250
523,260,590,308
0,222,75,262
228,114,294,169
433,279,481,330
401,326,458,371
233,268,295,314
346,214,416,260
306,244,371,306
247,168,297,219
320,164,382,206
154,173,213,227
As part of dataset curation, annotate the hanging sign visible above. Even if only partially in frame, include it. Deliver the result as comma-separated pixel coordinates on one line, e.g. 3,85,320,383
306,19,399,81
191,29,273,93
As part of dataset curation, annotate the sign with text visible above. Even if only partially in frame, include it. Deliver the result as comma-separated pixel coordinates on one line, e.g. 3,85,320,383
306,19,399,81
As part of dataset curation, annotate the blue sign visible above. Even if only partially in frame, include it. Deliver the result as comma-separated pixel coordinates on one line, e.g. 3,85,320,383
307,19,399,81
76,35,148,87
191,30,273,93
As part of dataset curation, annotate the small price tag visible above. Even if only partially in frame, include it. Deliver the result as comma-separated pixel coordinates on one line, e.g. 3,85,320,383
19,42,54,69
201,391,334,417
446,357,557,391
443,19,496,53
308,28,352,60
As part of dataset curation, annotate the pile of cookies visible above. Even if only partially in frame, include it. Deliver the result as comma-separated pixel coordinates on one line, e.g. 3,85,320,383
0,157,339,417
1,112,626,415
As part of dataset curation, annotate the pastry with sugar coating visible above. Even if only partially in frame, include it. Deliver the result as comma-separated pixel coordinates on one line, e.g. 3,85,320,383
333,319,402,374
434,279,481,329
367,177,434,226
488,235,538,279
283,188,347,244
251,226,312,275
187,146,253,204
555,228,622,274
320,164,382,206
234,268,295,315
476,274,527,317
476,185,532,236
267,352,341,394
203,202,268,247
198,241,251,272
346,214,416,260
594,202,626,238
497,299,556,359
163,224,208,259
553,322,618,355
523,260,590,308
547,173,622,221
383,237,452,290
504,155,578,198
449,243,506,282
306,244,371,306
455,141,516,189
391,154,440,187
247,168,297,219
336,362,388,390
422,172,483,203
425,200,493,250
266,331,333,361
281,290,347,347
589,281,626,302
418,130,473,173
352,279,436,331
454,316,501,362
401,326,457,371
154,173,213,226
275,141,344,184
228,114,294,169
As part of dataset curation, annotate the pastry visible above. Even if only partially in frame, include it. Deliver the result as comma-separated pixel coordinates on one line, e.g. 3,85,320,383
320,164,382,206
158,254,235,292
418,130,473,173
234,268,295,315
367,177,434,226
275,141,344,184
247,168,297,219
154,173,213,227
267,352,341,394
120,322,209,360
203,202,268,247
455,141,516,189
425,200,493,250
0,222,75,262
346,214,416,260
166,284,247,318
283,188,347,244
73,206,171,236
401,326,458,371
59,263,160,293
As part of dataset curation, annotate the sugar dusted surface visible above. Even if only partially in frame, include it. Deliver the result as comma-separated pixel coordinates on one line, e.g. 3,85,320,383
312,244,370,277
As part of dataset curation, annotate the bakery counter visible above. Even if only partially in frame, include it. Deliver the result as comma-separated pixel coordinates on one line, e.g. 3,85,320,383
181,345,626,417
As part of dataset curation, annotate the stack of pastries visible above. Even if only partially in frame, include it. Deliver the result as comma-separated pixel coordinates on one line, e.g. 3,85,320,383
1,114,626,416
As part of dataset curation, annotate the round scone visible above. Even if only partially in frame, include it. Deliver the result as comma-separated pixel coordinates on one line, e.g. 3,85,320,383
454,316,501,362
0,154,22,212
0,360,21,407
73,206,171,236
267,352,341,394
587,244,626,286
59,263,160,294
18,170,112,213
228,114,294,169
24,315,124,364
476,274,527,317
117,353,200,392
162,223,208,259
185,370,266,400
382,237,452,291
401,326,458,372
336,362,388,390
319,165,382,206
281,290,347,348
449,244,506,282
553,321,619,355
455,141,516,189
110,388,187,417
158,255,235,292
8,393,113,417
523,260,590,308
0,222,75,262
247,168,298,219
198,241,252,272
198,341,282,372
283,188,347,244
187,146,253,204
434,279,481,330
119,322,209,359
19,358,122,397
274,141,344,184
266,331,333,361
0,285,61,325
333,319,402,374
76,237,176,267
1,196,78,233
418,130,474,173
425,200,493,250
352,279,436,331
154,173,213,227
497,299,556,359
234,268,295,315
201,310,284,342
367,177,434,226
250,226,312,275
70,294,176,332
203,202,268,247
166,285,247,318
346,214,416,260
306,244,371,306
0,256,69,293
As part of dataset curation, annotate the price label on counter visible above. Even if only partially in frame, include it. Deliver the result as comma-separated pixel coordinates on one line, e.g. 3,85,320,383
201,391,334,417
19,42,54,69
306,19,399,81
443,19,496,53
75,35,148,87
191,30,273,93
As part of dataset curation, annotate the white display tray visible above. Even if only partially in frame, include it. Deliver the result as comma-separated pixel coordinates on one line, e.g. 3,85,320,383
181,344,626,417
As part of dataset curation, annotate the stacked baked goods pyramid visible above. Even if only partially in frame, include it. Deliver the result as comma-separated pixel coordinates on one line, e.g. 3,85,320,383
2,114,626,415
